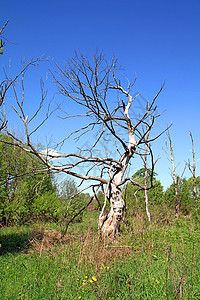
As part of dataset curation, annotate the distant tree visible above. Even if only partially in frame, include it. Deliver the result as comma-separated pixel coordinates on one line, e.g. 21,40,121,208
58,178,87,225
165,130,186,219
124,168,164,218
164,177,198,215
187,132,197,206
184,176,200,213
59,178,78,200
187,176,200,201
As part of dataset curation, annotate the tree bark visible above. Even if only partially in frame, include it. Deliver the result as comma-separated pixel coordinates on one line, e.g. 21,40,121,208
98,184,125,238
144,123,151,221
144,172,151,222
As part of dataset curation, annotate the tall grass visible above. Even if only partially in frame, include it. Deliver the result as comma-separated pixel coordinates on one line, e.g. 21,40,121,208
0,215,200,299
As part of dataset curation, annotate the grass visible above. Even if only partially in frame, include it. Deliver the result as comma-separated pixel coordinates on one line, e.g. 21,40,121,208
0,214,200,299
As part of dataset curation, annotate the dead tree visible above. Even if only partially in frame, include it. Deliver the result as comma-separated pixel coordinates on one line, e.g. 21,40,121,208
165,130,186,219
143,127,151,221
140,103,159,222
187,131,197,206
133,112,155,222
166,131,179,219
5,52,167,237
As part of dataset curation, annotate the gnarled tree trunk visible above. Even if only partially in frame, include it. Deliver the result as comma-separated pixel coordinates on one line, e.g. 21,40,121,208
98,184,125,237
98,149,132,238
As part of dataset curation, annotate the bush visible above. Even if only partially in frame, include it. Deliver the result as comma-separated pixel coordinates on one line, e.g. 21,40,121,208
32,192,61,221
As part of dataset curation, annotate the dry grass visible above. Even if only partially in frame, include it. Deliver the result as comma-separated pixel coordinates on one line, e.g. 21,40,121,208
22,228,69,253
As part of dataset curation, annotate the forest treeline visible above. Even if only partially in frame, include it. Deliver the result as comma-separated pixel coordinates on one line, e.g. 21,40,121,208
0,133,199,226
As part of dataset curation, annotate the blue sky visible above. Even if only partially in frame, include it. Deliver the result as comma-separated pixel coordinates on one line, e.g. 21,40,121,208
1,0,200,189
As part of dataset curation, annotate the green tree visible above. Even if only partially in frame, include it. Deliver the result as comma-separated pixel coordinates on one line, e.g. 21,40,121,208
124,168,164,217
58,178,87,223
165,176,200,215
187,176,200,203
0,133,57,225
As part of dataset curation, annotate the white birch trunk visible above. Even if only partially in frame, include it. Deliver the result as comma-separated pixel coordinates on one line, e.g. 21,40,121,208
144,169,151,222
98,183,125,238
144,129,151,222
168,133,179,219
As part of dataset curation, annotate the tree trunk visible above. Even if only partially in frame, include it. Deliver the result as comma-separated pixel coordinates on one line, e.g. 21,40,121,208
145,188,151,222
98,184,125,238
167,131,179,220
144,131,151,222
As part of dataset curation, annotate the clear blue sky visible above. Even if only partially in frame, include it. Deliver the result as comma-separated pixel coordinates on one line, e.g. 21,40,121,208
1,0,200,189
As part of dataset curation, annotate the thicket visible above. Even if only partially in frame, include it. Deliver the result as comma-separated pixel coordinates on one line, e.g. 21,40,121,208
124,168,200,220
0,133,87,226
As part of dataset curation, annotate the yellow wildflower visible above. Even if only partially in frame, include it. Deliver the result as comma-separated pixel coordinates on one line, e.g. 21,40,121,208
89,279,93,283
83,282,86,285
152,278,155,280
107,266,110,270
92,276,97,282
78,297,81,299
85,276,88,278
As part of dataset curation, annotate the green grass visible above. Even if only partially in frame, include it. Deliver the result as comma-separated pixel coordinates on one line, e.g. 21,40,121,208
0,215,200,299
